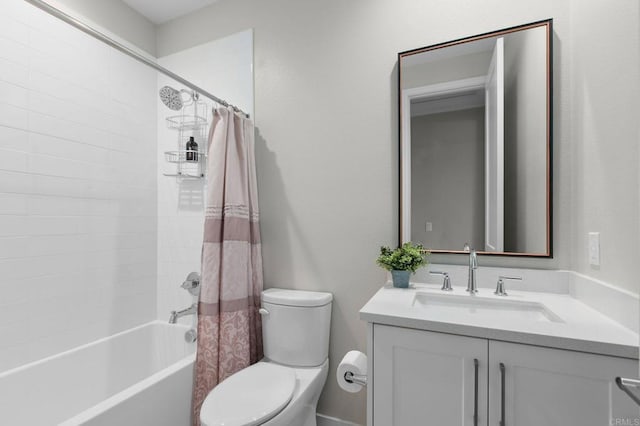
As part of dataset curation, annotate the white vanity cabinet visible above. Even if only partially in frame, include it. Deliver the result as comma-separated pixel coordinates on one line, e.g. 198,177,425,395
488,341,639,426
373,325,488,426
371,324,639,426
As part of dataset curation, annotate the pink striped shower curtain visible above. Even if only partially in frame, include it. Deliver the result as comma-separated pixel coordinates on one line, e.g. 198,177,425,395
191,107,263,425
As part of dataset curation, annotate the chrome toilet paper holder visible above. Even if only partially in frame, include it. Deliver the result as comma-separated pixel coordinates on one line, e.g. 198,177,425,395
344,370,368,387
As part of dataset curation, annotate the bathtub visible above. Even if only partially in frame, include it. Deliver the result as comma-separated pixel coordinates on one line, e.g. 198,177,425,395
0,321,196,426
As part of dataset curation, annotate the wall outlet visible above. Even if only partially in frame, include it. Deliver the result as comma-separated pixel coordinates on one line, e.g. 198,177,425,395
425,222,432,232
588,232,600,266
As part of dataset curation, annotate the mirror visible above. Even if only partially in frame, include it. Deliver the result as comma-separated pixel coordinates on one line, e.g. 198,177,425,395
399,20,552,257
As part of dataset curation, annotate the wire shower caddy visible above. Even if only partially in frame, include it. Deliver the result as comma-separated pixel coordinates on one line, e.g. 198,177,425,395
163,91,209,179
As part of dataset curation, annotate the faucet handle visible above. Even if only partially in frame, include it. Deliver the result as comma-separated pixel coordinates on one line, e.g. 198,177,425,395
181,272,201,296
494,275,522,296
430,271,453,291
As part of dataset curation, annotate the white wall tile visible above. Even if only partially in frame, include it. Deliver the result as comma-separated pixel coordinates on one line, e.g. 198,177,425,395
3,0,38,23
0,57,28,87
0,126,29,150
28,216,83,236
0,236,28,259
0,194,27,216
0,170,34,195
0,148,28,173
0,0,158,373
0,344,31,372
0,216,28,237
30,133,111,165
0,1,251,373
0,37,29,67
0,103,28,130
29,110,110,148
0,80,28,108
0,14,29,44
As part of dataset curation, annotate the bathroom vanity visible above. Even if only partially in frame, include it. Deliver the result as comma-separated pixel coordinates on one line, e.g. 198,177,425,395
382,17,640,424
360,283,639,426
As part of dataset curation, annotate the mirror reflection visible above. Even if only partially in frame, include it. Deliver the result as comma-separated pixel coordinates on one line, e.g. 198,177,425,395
399,20,552,256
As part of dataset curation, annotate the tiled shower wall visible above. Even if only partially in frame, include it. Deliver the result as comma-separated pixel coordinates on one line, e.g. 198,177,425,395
156,31,253,323
0,0,157,371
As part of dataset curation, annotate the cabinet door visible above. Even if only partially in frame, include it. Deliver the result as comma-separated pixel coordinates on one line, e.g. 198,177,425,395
373,324,488,426
489,341,640,426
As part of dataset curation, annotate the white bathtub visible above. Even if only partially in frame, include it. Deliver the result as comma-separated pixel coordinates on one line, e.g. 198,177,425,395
0,321,196,426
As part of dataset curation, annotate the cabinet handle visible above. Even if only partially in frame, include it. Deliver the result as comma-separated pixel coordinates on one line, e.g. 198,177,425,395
473,358,479,426
499,363,506,426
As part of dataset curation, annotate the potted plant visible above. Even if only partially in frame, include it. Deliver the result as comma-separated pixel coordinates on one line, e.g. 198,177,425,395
376,242,429,288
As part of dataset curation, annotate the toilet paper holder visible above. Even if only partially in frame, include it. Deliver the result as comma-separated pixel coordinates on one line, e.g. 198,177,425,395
344,371,368,387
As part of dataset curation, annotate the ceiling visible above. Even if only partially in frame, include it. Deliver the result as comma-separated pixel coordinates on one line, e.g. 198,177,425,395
121,0,221,24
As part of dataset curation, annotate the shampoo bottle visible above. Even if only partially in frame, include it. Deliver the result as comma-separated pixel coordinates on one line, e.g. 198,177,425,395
186,136,198,162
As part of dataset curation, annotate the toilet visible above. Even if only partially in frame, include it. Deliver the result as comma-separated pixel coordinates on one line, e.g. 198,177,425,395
200,288,333,426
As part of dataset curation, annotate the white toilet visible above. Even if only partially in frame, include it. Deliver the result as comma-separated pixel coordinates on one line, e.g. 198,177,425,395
200,288,333,426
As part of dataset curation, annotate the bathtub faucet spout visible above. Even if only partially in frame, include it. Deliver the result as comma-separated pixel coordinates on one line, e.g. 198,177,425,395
168,303,197,324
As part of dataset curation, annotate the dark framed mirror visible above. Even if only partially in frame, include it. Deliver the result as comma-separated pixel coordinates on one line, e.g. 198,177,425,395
399,19,553,257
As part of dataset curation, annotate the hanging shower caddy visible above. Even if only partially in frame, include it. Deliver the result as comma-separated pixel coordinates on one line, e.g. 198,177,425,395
163,90,209,179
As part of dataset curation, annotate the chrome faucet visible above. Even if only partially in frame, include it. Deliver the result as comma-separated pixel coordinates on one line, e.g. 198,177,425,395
494,275,523,296
431,271,452,291
169,303,197,324
168,272,201,324
466,246,478,294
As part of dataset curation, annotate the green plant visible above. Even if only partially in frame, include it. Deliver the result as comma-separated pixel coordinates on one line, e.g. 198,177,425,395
376,242,429,273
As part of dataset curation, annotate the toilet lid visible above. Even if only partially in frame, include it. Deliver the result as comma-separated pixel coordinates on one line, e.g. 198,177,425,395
200,362,296,426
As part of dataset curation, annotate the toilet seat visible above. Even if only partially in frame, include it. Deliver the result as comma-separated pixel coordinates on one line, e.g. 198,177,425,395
200,362,297,426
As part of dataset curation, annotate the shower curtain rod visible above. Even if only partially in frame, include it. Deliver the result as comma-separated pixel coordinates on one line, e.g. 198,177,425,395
24,0,250,118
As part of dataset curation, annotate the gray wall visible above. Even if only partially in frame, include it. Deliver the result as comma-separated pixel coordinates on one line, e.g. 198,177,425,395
411,108,485,249
569,0,639,289
156,1,571,423
504,26,548,253
47,0,157,55
39,0,640,423
156,0,640,422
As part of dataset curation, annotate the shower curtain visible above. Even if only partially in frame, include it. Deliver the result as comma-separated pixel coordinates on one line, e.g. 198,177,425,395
192,106,263,425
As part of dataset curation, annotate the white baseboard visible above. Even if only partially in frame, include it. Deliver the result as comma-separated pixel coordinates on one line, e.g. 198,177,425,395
317,413,362,426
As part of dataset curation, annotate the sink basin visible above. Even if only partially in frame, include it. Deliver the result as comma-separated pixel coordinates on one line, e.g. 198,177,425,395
413,292,564,323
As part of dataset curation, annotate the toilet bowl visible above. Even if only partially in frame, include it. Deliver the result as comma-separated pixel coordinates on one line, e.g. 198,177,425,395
200,288,333,426
200,360,329,426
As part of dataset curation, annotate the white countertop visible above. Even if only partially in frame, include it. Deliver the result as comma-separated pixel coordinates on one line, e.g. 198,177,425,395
360,283,639,359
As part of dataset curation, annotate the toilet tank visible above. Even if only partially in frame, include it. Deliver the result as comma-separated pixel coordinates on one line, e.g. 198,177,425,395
261,288,332,367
